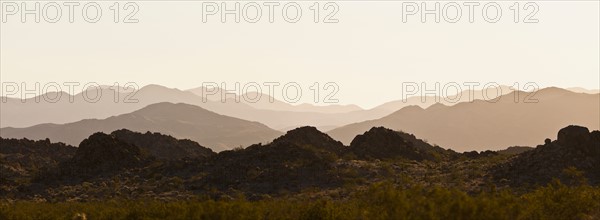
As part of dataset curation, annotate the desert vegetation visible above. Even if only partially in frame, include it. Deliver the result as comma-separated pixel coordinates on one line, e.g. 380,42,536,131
1,181,599,220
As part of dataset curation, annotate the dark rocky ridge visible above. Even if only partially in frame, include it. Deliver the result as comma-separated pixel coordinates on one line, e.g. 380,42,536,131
271,126,345,154
111,129,215,160
0,138,76,189
493,125,600,186
496,146,533,155
59,133,150,178
349,127,454,161
2,125,599,201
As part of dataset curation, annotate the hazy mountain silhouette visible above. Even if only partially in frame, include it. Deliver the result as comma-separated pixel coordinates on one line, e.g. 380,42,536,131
371,85,514,112
328,88,600,152
0,84,241,128
0,103,282,151
3,85,598,134
566,87,600,94
188,87,363,114
0,85,383,131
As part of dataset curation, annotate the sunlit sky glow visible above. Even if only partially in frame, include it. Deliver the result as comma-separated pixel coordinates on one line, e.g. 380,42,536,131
1,1,598,108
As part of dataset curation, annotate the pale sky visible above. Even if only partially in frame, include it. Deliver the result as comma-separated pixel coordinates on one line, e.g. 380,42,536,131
1,1,598,108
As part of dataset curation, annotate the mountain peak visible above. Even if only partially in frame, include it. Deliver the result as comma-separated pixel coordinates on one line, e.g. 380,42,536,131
426,103,447,111
131,102,213,117
391,105,425,115
140,84,173,91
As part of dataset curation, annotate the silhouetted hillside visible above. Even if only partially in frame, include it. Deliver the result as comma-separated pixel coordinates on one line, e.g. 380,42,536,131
182,126,346,195
496,146,533,155
493,125,600,186
348,127,453,161
111,129,215,160
1,102,282,151
329,88,600,151
271,126,345,154
0,138,76,191
59,133,150,178
3,125,599,203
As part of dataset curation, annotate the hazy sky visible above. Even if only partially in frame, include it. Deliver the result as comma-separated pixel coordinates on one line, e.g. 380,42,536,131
1,1,598,108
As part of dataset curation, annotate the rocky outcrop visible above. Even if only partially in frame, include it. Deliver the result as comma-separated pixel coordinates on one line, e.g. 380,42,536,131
271,126,345,154
111,129,215,160
188,127,345,195
60,132,150,178
493,125,600,186
0,138,76,188
348,127,451,161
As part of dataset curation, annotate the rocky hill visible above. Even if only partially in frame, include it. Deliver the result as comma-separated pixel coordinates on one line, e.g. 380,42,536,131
270,126,346,154
348,127,455,161
111,129,215,160
0,138,76,192
2,125,599,202
186,127,345,196
59,132,150,178
493,125,600,186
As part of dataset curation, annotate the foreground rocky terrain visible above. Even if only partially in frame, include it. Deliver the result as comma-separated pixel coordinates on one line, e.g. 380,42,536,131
1,125,598,202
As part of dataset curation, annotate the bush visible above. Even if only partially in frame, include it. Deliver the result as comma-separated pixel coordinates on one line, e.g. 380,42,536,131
1,181,599,219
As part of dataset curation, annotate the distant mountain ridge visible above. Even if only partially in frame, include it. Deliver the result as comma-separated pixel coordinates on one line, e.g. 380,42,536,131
187,87,363,114
0,85,385,131
328,88,600,152
6,84,592,132
2,85,598,151
0,102,282,152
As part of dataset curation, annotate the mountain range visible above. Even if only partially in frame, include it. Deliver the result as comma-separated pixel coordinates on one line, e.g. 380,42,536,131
328,87,600,151
0,85,386,131
6,84,588,130
0,103,281,151
1,85,598,152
